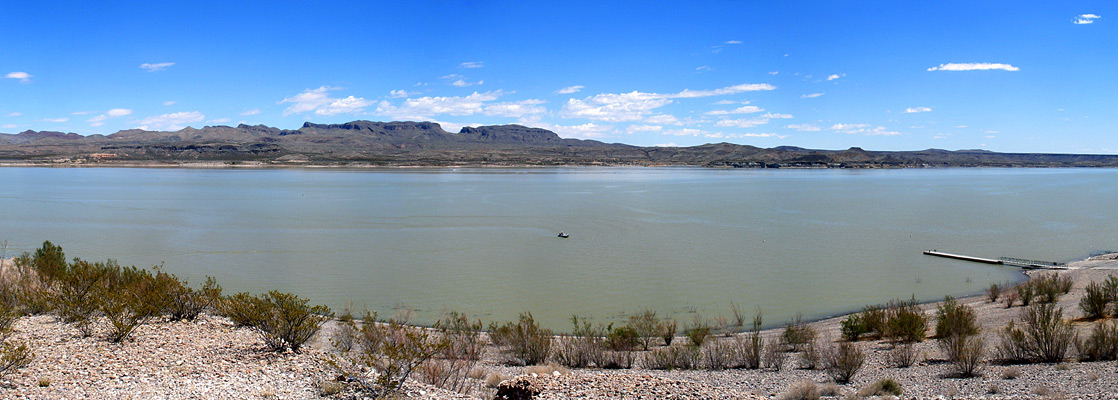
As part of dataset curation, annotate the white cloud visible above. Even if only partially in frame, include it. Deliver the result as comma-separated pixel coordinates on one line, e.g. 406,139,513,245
768,71,779,75
441,74,483,87
389,89,415,98
706,105,763,115
240,109,260,116
724,40,742,44
41,117,68,123
2,124,17,129
831,123,900,136
548,122,614,139
645,114,681,125
827,74,841,81
207,118,231,124
626,125,662,133
459,61,484,68
984,135,997,139
785,124,821,131
482,99,547,118
556,85,584,94
375,90,527,120
163,101,176,106
655,142,679,147
1074,14,1101,24
136,111,204,131
139,62,175,72
561,83,776,122
761,112,794,119
696,65,712,72
801,93,824,98
71,111,96,115
280,86,373,116
715,118,771,128
7,112,22,117
905,106,932,113
664,128,706,136
926,63,1019,72
5,71,31,82
106,108,132,117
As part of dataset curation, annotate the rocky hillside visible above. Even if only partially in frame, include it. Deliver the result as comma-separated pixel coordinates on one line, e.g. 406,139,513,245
2,120,1117,167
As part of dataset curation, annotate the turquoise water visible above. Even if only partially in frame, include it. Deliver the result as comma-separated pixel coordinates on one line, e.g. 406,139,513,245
1,167,1113,330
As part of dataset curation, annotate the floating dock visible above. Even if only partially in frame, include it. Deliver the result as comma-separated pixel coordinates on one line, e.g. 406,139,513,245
923,250,1003,264
923,250,1068,270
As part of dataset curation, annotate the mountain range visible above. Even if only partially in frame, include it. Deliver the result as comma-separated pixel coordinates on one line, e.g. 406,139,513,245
3,121,1117,168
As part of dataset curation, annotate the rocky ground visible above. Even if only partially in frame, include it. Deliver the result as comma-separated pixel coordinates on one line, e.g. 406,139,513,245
1,256,1117,399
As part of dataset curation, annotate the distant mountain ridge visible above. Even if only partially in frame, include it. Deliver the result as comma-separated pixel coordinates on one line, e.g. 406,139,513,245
2,120,1117,167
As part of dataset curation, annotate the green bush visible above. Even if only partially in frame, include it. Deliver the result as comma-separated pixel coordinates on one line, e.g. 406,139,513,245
885,298,927,344
935,296,979,339
52,259,111,336
840,313,867,342
628,309,660,350
643,345,699,370
684,322,711,348
1017,282,1035,306
226,290,332,352
1075,320,1118,361
859,378,903,396
99,265,176,343
490,312,552,365
860,305,887,339
439,311,484,361
740,312,763,369
660,319,677,346
166,275,222,322
0,340,32,378
781,313,816,352
996,303,1074,363
607,324,640,351
986,282,1002,303
1079,281,1110,320
553,315,605,368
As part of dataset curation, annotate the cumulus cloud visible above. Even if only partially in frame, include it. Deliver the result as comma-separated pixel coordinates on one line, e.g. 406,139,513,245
905,106,932,113
626,124,662,133
136,111,204,131
1074,14,1101,24
831,123,900,136
389,89,415,98
241,109,261,116
761,112,793,119
482,99,547,117
926,63,1019,72
827,74,842,81
107,108,132,117
459,61,484,68
375,90,543,120
281,86,373,116
706,105,763,115
546,122,614,139
139,62,175,72
561,83,776,122
801,93,824,98
556,85,584,94
785,124,821,131
5,71,31,82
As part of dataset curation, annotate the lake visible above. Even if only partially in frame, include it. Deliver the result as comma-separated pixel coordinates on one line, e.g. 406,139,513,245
1,167,1114,330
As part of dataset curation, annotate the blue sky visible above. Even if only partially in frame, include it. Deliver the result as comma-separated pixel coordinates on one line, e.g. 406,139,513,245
1,2,1114,153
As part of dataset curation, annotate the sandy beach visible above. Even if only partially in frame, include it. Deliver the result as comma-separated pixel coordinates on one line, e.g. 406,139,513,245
2,255,1118,399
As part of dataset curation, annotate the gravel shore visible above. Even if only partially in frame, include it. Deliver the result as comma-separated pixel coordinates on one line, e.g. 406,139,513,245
1,255,1117,399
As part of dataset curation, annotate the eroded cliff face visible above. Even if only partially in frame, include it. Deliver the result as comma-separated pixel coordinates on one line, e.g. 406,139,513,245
3,121,1118,167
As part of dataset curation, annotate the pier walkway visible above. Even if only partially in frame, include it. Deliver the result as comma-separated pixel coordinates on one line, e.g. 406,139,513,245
923,250,1067,270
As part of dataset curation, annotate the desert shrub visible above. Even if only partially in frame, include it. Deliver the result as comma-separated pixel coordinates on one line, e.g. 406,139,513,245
684,318,712,348
798,336,821,370
0,340,32,378
884,298,927,344
30,241,67,282
840,314,867,342
599,349,635,369
440,311,484,361
763,336,787,371
782,313,816,352
1030,274,1071,304
1105,275,1118,304
701,340,737,370
888,342,918,368
935,296,979,339
484,372,506,388
778,380,819,400
1001,366,1019,379
986,282,1002,303
1017,282,1035,306
740,312,763,369
225,290,331,352
860,305,887,339
53,259,111,336
166,275,222,322
818,382,841,396
643,345,699,370
357,315,449,393
1075,320,1118,361
629,309,660,350
730,301,746,328
858,378,903,397
1079,281,1110,320
552,316,605,368
996,303,1074,363
99,264,175,343
491,312,552,365
948,335,986,378
824,341,865,384
660,319,677,346
607,324,640,351
1002,289,1019,308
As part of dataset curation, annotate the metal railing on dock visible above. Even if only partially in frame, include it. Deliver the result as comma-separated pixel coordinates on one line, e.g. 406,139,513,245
923,250,1067,270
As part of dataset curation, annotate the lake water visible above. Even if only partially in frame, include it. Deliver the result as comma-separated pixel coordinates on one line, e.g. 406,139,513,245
1,167,1115,330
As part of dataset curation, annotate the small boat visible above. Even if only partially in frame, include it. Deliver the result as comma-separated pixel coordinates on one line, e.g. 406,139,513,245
557,232,570,238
